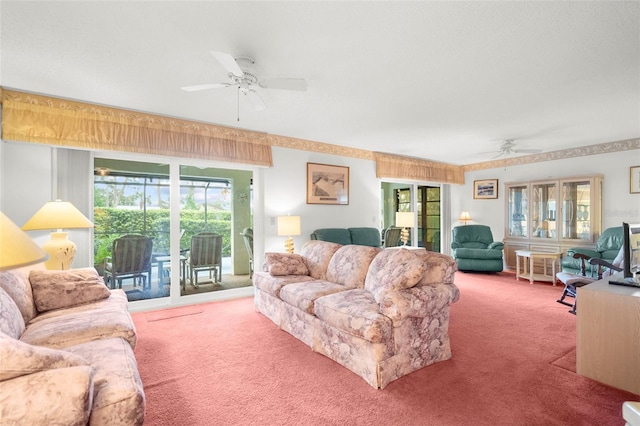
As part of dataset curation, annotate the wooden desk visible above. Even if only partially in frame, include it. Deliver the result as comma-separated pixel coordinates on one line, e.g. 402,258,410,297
576,273,640,395
515,250,562,284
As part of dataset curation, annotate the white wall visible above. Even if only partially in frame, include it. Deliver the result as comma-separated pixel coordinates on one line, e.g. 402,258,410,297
260,146,380,256
450,150,640,247
2,139,639,265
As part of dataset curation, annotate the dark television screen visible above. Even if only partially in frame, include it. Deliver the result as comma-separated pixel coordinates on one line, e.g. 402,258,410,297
610,222,640,286
624,222,640,278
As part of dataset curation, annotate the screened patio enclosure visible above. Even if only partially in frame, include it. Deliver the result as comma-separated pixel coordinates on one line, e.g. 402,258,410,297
94,158,253,301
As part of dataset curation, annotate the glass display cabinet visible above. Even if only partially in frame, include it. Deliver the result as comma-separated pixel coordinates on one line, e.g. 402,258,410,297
503,175,603,270
507,184,529,238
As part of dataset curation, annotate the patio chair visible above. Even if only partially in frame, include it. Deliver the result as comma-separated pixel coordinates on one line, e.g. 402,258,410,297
382,227,402,247
240,227,254,278
104,234,153,290
188,232,222,287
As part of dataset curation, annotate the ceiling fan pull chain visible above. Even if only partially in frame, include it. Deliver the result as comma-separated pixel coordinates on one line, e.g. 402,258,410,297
237,86,240,122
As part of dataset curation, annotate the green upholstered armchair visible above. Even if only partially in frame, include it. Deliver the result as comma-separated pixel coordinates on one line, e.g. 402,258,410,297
561,226,623,275
451,225,504,272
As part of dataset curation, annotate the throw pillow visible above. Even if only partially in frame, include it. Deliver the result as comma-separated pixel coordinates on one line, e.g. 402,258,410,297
264,253,309,276
0,263,43,324
0,287,26,339
29,267,111,313
0,331,89,381
364,249,426,302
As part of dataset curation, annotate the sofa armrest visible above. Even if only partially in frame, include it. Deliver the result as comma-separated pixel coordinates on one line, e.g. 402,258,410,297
488,242,504,250
0,366,93,424
378,284,460,326
566,248,600,259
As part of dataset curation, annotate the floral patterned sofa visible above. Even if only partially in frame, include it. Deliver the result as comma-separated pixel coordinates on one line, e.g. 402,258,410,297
254,240,460,389
0,264,145,425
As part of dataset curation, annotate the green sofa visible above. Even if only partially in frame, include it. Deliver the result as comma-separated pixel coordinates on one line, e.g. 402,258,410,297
451,225,504,272
561,226,623,275
310,227,381,247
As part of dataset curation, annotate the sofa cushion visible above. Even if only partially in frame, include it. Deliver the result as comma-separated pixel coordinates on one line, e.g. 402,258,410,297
280,280,348,314
29,268,111,313
453,247,504,260
66,337,145,426
20,295,137,350
0,287,25,339
300,240,343,280
326,245,381,288
0,264,43,324
314,289,393,344
0,331,88,381
264,253,309,276
348,227,382,247
253,273,315,298
365,248,426,302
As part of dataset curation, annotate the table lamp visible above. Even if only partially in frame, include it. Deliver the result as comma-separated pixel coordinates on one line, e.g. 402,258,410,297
395,211,414,246
0,211,48,271
277,215,301,253
22,200,94,270
459,211,472,225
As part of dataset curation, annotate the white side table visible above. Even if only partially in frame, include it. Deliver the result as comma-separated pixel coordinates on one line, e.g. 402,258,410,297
515,250,562,284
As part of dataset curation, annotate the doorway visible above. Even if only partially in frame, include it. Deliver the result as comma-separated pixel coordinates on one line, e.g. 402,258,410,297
381,182,442,252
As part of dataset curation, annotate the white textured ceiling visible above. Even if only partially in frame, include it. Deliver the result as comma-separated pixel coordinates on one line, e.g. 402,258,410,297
1,1,638,166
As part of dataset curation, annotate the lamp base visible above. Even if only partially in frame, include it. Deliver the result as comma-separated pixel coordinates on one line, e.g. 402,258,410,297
401,227,410,246
42,231,77,270
284,237,295,253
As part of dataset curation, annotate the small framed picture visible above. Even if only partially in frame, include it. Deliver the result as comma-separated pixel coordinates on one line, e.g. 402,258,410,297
631,166,640,194
307,162,349,205
474,179,499,199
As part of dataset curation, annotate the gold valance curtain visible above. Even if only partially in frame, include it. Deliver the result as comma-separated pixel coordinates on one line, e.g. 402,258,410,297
375,152,464,184
0,88,273,167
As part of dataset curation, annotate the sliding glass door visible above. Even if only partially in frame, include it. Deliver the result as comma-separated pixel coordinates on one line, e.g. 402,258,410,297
94,158,253,302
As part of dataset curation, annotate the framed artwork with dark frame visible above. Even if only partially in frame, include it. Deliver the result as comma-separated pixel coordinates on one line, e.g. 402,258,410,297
306,162,349,205
474,179,499,199
631,166,640,194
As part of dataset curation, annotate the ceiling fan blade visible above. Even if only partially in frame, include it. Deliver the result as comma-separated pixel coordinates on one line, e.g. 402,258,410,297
259,78,307,91
243,89,267,111
181,83,229,92
210,51,244,77
514,148,542,154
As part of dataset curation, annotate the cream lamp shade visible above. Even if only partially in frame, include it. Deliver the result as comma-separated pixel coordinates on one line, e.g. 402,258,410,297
0,211,48,271
459,211,472,225
395,211,414,246
22,200,93,270
277,215,301,253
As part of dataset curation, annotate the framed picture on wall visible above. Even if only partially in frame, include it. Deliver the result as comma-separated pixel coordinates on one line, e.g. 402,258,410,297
474,179,498,199
631,166,640,194
307,162,349,205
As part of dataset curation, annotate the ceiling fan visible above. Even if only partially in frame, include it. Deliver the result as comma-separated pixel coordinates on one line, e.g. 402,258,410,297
181,51,307,115
489,139,542,159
